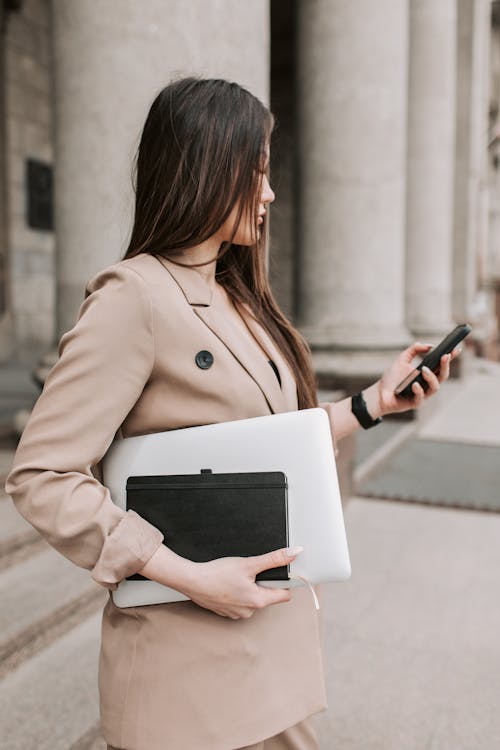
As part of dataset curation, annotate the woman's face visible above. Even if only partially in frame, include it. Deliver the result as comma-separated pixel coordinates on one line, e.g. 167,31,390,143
217,146,275,246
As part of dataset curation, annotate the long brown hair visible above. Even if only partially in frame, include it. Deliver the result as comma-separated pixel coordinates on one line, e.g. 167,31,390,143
123,76,318,410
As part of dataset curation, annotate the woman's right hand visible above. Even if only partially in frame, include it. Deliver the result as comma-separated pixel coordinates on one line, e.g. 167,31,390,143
184,546,304,619
137,543,303,620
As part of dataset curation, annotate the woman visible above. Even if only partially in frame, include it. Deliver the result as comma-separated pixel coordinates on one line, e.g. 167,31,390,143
5,77,459,750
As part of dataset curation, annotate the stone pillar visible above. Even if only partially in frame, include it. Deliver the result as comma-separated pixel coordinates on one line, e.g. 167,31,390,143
0,1,10,359
453,0,491,323
296,0,411,384
51,0,270,338
488,10,500,351
405,0,457,338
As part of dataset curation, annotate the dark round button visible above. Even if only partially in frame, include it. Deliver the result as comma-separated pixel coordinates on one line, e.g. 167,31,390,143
195,350,214,369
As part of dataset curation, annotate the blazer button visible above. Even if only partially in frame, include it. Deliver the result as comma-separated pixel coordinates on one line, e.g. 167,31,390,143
195,350,214,369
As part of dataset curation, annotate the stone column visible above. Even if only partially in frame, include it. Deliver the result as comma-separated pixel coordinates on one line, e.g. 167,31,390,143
405,0,457,338
0,1,10,359
51,0,270,338
296,0,411,384
488,12,500,346
453,0,491,323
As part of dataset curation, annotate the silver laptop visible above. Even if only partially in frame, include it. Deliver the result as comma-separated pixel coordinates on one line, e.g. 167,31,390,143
102,407,351,607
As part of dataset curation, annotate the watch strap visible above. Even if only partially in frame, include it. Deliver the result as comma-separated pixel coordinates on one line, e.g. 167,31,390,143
351,391,383,429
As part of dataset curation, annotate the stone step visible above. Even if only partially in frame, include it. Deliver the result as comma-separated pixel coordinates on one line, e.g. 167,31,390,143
68,724,106,750
0,447,108,748
0,493,40,558
1,612,104,750
0,542,104,666
11,719,108,750
0,448,16,482
0,493,32,539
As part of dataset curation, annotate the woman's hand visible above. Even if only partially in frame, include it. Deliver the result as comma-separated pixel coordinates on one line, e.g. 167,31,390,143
137,541,302,619
319,342,463,442
183,547,303,620
376,342,462,416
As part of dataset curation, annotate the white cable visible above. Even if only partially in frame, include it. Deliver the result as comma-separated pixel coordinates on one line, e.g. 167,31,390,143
290,575,320,611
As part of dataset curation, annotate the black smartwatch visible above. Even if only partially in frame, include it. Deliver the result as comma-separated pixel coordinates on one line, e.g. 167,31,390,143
351,391,383,429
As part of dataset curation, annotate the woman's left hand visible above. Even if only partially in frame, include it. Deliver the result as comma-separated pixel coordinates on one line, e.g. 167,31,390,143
376,342,462,416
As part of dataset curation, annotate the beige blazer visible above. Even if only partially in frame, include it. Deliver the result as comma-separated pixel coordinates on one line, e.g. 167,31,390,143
5,252,330,750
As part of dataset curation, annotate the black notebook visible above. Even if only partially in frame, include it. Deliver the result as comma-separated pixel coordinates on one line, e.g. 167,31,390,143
125,469,290,582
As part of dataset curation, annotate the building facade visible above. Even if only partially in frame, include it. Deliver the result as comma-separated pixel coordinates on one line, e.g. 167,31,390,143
1,0,499,387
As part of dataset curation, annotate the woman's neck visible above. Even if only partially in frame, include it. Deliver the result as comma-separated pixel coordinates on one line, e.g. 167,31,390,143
164,239,221,289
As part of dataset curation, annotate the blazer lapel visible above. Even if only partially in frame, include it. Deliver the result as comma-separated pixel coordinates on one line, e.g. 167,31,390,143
193,303,288,415
237,301,299,413
153,254,291,415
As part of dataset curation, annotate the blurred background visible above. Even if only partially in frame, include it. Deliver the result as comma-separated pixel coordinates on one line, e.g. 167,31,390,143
0,1,499,749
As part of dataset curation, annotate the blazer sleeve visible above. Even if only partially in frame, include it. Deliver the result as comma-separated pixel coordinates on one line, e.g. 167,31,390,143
4,263,165,590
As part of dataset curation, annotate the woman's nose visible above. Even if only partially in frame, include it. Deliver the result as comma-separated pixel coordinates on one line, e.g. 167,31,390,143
262,175,275,204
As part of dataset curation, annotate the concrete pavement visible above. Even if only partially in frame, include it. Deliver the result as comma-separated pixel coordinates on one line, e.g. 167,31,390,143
313,497,500,749
313,357,500,749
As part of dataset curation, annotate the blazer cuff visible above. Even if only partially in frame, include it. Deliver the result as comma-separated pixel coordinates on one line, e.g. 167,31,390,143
91,509,165,589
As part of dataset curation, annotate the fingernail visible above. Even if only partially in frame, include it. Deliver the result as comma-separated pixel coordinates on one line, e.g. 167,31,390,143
285,546,303,557
423,366,431,374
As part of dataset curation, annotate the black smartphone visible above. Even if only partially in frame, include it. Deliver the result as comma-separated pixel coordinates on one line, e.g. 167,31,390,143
394,323,472,399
